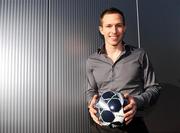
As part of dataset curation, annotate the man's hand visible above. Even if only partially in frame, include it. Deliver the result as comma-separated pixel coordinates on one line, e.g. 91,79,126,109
88,95,101,125
123,94,137,125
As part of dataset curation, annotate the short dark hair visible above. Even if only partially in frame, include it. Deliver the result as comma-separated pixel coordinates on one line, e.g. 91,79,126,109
99,7,125,26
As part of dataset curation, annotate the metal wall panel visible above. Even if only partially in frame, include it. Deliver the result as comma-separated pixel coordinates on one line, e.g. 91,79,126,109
48,0,138,133
0,0,48,133
0,0,139,133
138,0,180,132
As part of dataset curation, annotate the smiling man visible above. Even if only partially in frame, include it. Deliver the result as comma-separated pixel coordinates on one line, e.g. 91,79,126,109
86,8,161,133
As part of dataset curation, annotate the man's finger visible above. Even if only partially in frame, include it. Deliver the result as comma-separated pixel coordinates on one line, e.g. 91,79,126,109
89,95,98,107
89,107,97,114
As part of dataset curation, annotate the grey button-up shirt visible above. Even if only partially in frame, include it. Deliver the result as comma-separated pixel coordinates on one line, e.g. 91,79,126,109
86,44,161,115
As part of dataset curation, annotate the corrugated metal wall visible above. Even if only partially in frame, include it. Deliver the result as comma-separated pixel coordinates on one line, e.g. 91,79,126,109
48,0,138,133
0,0,48,133
3,0,179,133
0,0,138,133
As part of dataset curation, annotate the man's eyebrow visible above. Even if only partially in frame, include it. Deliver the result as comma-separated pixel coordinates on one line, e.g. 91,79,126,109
104,23,123,25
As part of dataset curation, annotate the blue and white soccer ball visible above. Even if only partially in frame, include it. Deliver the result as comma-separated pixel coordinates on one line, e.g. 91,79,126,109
96,91,127,127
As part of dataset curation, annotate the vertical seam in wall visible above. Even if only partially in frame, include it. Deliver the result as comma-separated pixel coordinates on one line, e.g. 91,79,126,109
47,0,49,132
136,0,141,48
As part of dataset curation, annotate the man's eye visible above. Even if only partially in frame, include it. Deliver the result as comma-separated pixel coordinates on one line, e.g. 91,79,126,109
106,25,112,28
116,24,123,28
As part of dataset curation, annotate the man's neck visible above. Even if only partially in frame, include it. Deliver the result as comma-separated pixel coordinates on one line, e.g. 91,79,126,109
105,43,124,63
105,43,124,55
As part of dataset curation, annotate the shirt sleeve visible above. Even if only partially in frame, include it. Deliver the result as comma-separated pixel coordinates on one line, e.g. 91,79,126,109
85,58,99,104
133,51,162,110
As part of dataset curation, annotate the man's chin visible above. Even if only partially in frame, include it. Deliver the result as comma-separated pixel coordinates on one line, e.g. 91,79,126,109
110,43,120,47
111,41,122,46
106,40,123,46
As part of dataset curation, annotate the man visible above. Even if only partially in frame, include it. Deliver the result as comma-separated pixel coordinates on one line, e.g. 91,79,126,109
86,8,161,133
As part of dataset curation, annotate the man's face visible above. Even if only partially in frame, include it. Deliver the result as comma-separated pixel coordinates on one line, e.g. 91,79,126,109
99,13,126,46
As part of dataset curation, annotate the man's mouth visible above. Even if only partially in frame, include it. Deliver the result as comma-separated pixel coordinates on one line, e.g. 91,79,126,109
110,36,118,40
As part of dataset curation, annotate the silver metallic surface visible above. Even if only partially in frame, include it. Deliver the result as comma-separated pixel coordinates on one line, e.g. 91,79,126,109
0,0,48,133
0,0,139,133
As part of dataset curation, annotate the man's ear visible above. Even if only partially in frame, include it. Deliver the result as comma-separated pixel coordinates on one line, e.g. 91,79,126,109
99,26,104,35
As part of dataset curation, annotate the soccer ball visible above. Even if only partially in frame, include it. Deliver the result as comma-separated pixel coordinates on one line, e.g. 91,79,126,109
95,91,127,127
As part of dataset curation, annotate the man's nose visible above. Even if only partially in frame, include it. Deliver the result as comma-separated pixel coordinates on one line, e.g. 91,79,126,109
111,26,117,33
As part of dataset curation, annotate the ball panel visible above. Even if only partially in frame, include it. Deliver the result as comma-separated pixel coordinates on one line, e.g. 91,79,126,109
102,91,115,99
101,110,115,122
108,99,121,112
